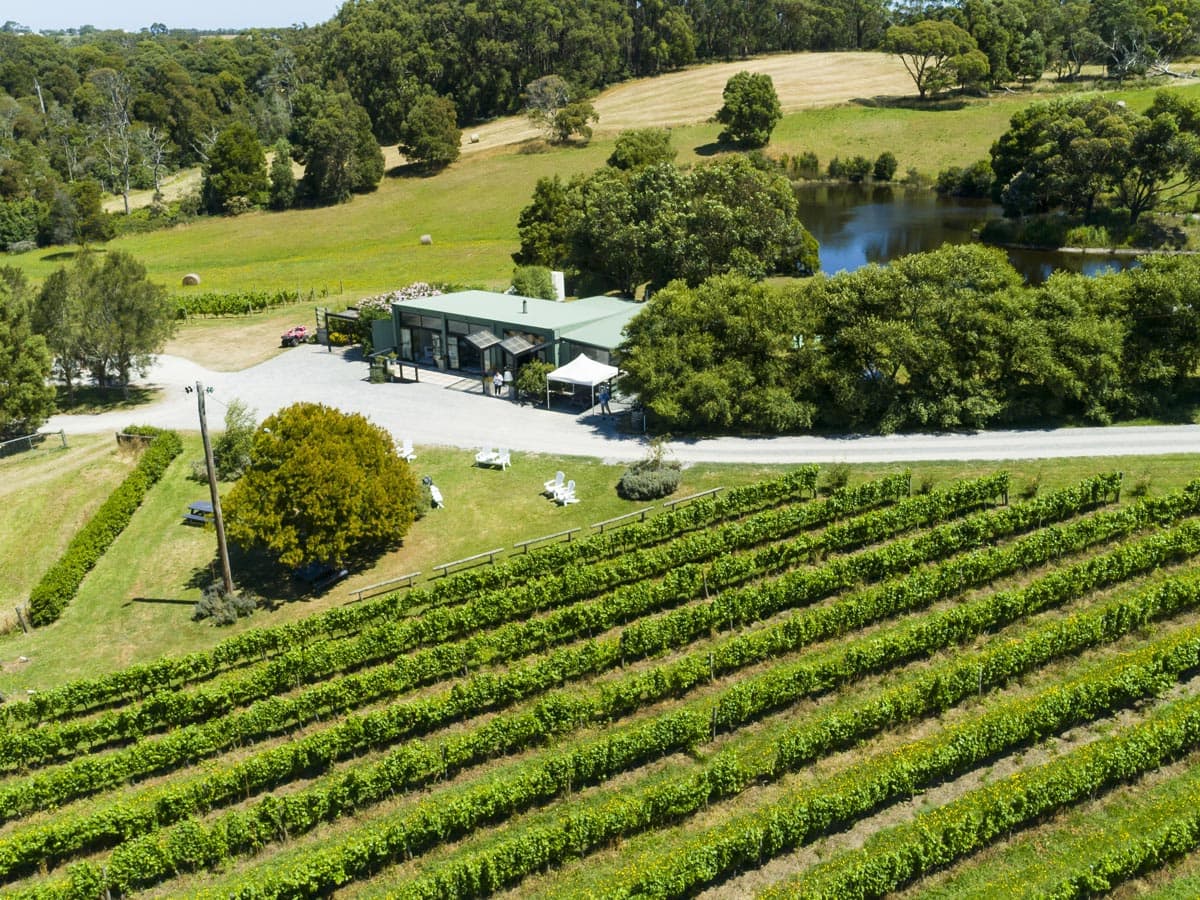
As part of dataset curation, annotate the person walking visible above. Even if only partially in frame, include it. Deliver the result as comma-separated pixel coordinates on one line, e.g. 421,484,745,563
492,370,504,396
598,383,612,415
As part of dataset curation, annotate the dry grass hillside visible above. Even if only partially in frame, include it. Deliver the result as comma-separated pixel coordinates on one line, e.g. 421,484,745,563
456,51,912,157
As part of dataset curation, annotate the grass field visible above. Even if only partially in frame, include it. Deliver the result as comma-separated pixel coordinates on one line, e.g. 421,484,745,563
4,462,1200,897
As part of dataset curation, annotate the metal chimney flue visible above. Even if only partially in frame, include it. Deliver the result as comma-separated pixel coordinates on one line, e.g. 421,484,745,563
522,299,528,314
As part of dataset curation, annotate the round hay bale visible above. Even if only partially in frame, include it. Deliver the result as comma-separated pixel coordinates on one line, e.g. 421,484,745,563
419,234,433,246
182,273,201,286
469,133,480,143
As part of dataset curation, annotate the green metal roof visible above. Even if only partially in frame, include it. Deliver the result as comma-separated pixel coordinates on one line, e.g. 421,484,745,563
394,290,641,341
559,304,643,349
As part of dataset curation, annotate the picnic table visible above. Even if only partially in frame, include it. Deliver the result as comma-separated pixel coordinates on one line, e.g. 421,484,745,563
183,500,214,525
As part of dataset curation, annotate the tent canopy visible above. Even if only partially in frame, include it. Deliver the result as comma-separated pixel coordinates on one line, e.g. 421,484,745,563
545,353,619,410
547,353,618,387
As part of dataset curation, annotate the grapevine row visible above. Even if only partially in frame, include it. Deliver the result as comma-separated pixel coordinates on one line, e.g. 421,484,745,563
209,603,1200,899
0,477,1146,882
58,555,1200,899
769,676,1200,899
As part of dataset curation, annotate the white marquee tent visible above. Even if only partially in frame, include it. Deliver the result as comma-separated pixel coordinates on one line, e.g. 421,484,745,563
545,353,620,409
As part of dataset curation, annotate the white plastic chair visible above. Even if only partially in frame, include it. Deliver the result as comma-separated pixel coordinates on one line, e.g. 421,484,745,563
400,438,416,462
430,484,444,508
544,471,565,495
555,479,578,505
475,444,497,465
495,448,511,470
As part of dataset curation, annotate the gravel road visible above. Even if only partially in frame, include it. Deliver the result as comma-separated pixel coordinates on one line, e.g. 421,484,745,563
48,347,1200,465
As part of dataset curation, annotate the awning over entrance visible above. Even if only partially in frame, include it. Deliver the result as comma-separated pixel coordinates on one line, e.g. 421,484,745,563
465,329,501,350
499,334,536,356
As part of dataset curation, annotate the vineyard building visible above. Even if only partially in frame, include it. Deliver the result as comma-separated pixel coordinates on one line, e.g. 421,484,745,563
376,290,641,374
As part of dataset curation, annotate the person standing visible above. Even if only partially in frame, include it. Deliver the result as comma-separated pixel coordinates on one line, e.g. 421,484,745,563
493,370,504,396
599,383,612,415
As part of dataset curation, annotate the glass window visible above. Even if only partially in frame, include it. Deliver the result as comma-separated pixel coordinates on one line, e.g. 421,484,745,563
400,312,421,326
448,319,469,335
421,315,442,329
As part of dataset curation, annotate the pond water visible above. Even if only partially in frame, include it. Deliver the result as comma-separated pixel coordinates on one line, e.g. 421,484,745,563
795,183,1135,284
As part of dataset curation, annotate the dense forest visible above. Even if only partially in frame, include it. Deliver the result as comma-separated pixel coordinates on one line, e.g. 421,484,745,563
2,0,1198,245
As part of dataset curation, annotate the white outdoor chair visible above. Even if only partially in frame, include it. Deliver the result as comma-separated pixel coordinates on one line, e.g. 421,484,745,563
430,484,444,508
495,448,511,470
555,479,578,505
544,471,565,495
475,444,497,465
400,438,416,462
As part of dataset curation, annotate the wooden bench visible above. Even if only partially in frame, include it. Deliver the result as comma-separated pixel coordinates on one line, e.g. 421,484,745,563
348,571,421,603
432,547,505,577
591,507,655,534
662,486,724,512
513,527,582,553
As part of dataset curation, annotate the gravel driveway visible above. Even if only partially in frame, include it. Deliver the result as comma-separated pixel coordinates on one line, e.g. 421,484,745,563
47,347,1200,464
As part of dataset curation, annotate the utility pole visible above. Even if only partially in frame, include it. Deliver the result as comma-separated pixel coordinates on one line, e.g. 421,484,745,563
192,381,234,595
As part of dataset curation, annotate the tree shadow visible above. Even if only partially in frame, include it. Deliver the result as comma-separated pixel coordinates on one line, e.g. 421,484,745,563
56,385,159,414
41,248,107,262
850,95,969,111
127,597,196,606
386,161,450,179
694,139,740,157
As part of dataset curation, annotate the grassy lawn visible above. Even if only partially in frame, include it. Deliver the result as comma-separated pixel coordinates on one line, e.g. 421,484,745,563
0,444,1196,695
0,434,134,613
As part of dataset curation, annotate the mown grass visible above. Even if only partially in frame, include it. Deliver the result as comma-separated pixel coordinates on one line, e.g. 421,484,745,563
0,445,1196,696
0,434,133,611
9,79,1200,298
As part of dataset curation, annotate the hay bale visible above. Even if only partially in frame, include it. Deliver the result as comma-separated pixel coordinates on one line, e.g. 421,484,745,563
419,234,433,245
182,273,201,286
469,133,480,143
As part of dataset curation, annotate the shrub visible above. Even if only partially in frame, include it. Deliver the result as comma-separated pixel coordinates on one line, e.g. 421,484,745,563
512,265,556,300
617,460,682,500
617,437,682,500
516,360,555,403
844,155,872,182
874,152,898,182
193,583,259,626
819,463,851,495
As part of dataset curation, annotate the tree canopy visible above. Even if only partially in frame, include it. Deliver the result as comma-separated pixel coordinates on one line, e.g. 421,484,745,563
714,71,782,147
515,155,819,295
607,128,676,170
32,250,175,392
223,402,420,569
397,93,462,168
0,267,55,437
616,245,1200,434
619,274,816,431
289,85,384,205
989,91,1200,222
883,21,983,98
201,121,268,214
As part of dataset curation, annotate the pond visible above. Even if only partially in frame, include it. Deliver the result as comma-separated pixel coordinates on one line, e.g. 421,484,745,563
795,183,1135,283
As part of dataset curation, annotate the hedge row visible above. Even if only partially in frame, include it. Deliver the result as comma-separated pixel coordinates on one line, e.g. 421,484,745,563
27,429,183,627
